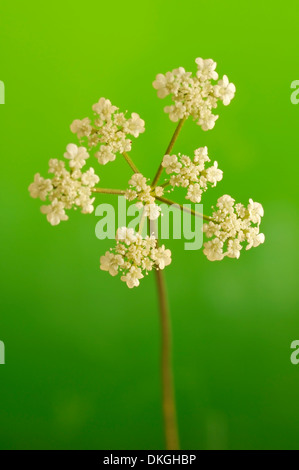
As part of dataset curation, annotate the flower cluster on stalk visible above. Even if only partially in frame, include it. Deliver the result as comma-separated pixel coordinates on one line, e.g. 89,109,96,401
124,173,163,220
29,144,99,225
100,227,171,288
203,195,265,261
70,98,145,165
153,58,236,130
162,146,223,203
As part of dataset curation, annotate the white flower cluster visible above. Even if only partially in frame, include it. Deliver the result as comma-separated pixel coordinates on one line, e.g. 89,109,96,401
70,98,145,165
100,227,172,288
162,146,223,203
124,173,164,220
153,58,236,130
28,144,99,225
203,195,265,261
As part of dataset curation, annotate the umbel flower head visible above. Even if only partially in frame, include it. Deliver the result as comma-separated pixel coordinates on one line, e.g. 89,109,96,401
100,227,172,288
162,146,223,203
125,173,163,220
28,144,99,225
29,56,264,288
70,98,145,165
203,195,265,261
153,58,235,130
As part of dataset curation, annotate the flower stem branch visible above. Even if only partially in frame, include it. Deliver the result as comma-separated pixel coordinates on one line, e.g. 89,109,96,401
122,152,140,174
160,181,171,189
155,196,213,222
151,118,186,188
92,188,126,195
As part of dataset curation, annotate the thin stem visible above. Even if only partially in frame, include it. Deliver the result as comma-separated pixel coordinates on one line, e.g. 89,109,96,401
151,118,186,188
92,188,126,195
160,181,171,189
156,196,213,222
155,258,180,450
122,151,140,174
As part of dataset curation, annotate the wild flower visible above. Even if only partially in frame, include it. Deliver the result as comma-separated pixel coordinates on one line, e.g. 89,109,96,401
29,58,264,450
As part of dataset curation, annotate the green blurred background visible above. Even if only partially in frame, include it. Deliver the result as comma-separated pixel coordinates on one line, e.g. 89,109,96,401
1,0,299,450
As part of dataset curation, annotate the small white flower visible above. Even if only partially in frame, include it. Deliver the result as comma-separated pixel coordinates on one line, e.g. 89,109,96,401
235,203,246,219
226,239,242,259
186,183,203,203
193,146,210,166
152,72,174,98
144,203,161,220
48,159,66,176
125,189,138,201
70,118,92,138
29,173,53,201
124,113,145,138
248,199,264,224
81,168,100,187
214,75,236,106
195,58,218,81
116,227,137,245
206,161,223,186
246,230,265,250
40,199,68,226
92,98,118,120
198,109,218,131
164,102,186,122
216,195,235,212
203,238,224,262
95,146,116,165
100,251,124,276
64,144,89,169
162,154,182,174
155,186,164,197
81,199,95,214
128,173,148,191
113,113,126,127
121,266,144,288
152,245,172,269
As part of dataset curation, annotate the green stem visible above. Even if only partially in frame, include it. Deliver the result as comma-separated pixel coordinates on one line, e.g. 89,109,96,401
150,219,179,450
151,118,186,188
156,196,213,222
160,181,171,189
92,188,126,195
155,258,180,450
122,152,140,174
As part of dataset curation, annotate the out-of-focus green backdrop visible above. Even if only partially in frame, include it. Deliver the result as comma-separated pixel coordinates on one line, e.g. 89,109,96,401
0,0,299,450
